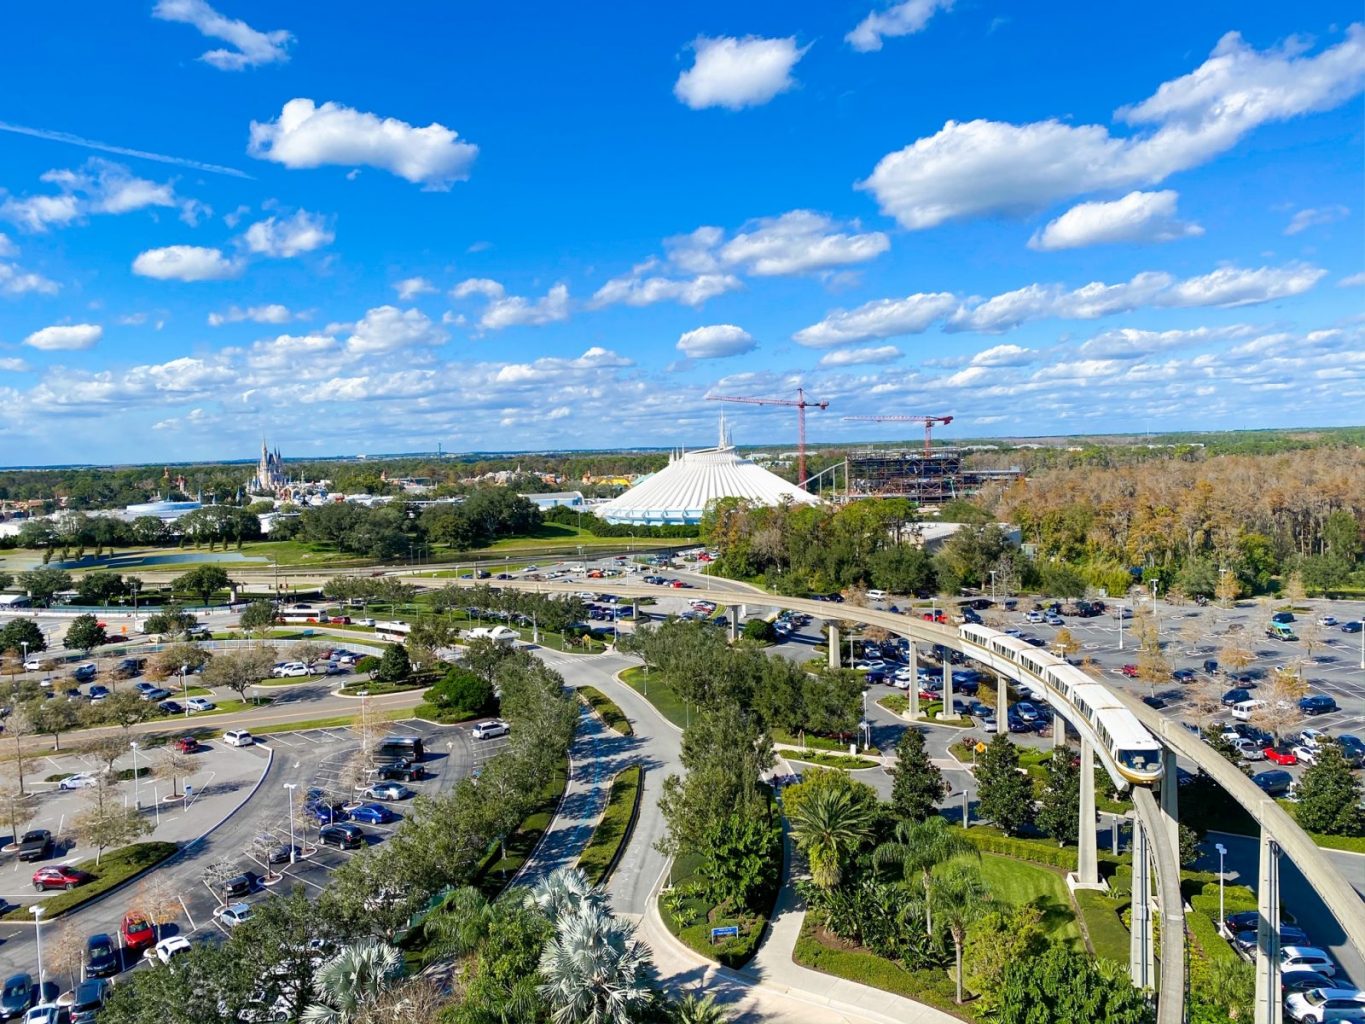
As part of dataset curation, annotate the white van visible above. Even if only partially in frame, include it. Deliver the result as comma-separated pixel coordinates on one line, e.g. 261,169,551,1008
866,589,887,601
223,730,254,747
1232,698,1267,722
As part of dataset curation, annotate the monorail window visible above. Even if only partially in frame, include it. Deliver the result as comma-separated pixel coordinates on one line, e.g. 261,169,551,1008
1118,748,1160,773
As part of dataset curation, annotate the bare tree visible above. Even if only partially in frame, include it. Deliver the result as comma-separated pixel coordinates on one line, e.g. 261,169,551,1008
133,873,183,939
72,774,152,865
250,832,282,882
1297,620,1324,663
0,782,38,847
1219,639,1255,676
1250,668,1308,743
202,856,240,905
202,645,278,704
1186,679,1225,734
1052,627,1081,662
5,703,33,795
153,747,199,798
83,734,129,777
1215,570,1241,607
292,641,327,676
48,919,86,995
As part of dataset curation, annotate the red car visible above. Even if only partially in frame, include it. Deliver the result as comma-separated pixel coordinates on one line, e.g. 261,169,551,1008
122,913,156,953
670,581,690,588
33,865,88,891
173,736,198,754
1263,745,1298,766
917,688,940,702
922,612,947,624
1120,664,1140,678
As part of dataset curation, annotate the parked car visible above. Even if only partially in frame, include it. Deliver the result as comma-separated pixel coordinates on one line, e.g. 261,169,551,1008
1172,668,1196,683
1279,946,1338,977
363,782,413,801
308,802,347,825
1337,735,1365,768
1264,744,1299,766
348,803,397,825
220,874,252,899
59,772,99,791
1222,688,1253,706
1284,987,1365,1023
1299,695,1339,716
319,823,365,849
1317,615,1338,627
266,842,299,865
121,913,156,954
72,664,97,683
84,933,119,977
271,662,309,678
141,687,172,702
68,978,108,1024
1252,770,1294,796
157,700,184,715
1341,621,1363,634
1292,745,1319,766
471,719,509,740
144,936,191,965
87,685,110,702
374,763,424,782
1282,970,1336,997
186,697,216,712
1272,611,1296,624
33,865,88,891
23,1004,61,1024
173,736,199,754
216,903,253,928
1024,611,1044,623
0,974,33,1020
1120,664,1140,678
1232,738,1266,761
223,730,254,747
17,830,52,861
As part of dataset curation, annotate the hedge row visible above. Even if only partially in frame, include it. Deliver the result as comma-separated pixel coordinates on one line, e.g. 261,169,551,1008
1072,888,1130,963
576,765,643,885
786,751,880,770
966,829,1079,871
4,841,179,920
577,686,633,737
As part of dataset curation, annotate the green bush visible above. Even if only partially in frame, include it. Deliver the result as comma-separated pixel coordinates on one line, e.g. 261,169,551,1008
1072,889,1130,963
376,643,412,682
4,842,178,920
966,829,1079,871
743,618,777,643
412,701,482,724
786,751,879,770
354,655,380,678
577,766,642,885
577,686,632,736
428,666,494,716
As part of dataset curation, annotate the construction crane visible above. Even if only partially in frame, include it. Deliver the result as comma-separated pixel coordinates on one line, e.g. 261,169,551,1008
843,414,954,456
707,386,829,489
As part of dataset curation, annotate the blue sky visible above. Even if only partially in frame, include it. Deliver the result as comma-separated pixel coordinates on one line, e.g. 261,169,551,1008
0,1,1362,465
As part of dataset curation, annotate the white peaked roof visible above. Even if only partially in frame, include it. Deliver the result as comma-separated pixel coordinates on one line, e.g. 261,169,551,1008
595,417,822,525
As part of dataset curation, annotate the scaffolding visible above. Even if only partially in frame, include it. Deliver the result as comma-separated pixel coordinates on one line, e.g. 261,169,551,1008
835,448,1022,503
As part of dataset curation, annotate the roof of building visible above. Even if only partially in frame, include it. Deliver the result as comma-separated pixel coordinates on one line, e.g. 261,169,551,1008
593,418,821,525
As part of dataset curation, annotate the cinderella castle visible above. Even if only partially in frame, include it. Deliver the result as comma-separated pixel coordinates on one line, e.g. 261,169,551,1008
248,440,289,496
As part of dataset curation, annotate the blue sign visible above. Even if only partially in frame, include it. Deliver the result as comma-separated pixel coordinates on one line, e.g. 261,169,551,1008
184,784,193,798
710,925,739,942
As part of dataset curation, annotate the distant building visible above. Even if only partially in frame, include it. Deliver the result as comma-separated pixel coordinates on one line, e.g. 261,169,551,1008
123,498,203,522
249,440,289,495
523,491,584,510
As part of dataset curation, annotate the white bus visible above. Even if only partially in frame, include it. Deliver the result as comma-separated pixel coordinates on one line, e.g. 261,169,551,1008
375,620,411,643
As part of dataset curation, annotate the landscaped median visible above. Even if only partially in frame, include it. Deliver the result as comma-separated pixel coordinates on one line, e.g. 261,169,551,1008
474,755,570,898
4,841,178,921
577,686,633,736
782,749,880,770
576,764,643,884
618,665,689,730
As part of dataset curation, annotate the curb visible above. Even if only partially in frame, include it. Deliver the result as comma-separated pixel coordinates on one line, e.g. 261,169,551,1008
612,667,684,736
581,764,645,887
575,687,634,738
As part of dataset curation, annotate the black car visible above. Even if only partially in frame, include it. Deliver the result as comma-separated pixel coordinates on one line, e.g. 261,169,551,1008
73,664,97,682
1224,910,1259,933
375,762,424,782
158,700,184,715
221,874,253,899
319,823,365,849
1251,769,1293,796
85,932,119,977
1282,969,1335,996
267,843,299,865
1342,620,1363,634
1298,694,1338,715
1222,687,1252,707
17,829,52,862
69,978,108,1024
1142,694,1167,709
1172,668,1196,683
0,973,33,1020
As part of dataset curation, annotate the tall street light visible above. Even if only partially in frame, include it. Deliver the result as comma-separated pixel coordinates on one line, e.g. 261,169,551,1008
30,905,44,990
283,783,297,864
1215,842,1227,930
130,741,141,810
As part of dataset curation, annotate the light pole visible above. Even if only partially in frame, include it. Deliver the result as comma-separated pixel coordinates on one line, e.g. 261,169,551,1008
19,641,28,668
989,570,997,604
950,789,970,829
1215,842,1227,931
1150,579,1159,635
131,741,141,810
1118,604,1125,651
30,905,44,990
181,664,190,718
284,783,297,864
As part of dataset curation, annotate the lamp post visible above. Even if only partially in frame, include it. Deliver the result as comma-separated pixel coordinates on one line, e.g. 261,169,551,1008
131,741,141,810
30,905,44,989
1118,604,1125,651
284,783,297,864
989,570,997,604
950,789,970,829
181,664,190,718
1215,842,1227,931
1150,579,1159,635
20,641,28,668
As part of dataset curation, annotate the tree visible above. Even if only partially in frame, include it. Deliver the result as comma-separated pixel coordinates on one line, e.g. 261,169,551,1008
888,727,945,823
49,919,87,995
355,655,381,680
873,814,979,936
133,872,183,939
203,646,279,703
17,567,72,607
696,812,780,913
669,992,732,1024
65,613,108,654
537,901,654,1024
975,735,1035,836
1249,669,1306,743
463,636,516,685
0,618,45,655
427,666,494,716
300,940,404,1024
154,747,200,798
963,903,1047,1012
742,618,776,643
997,944,1154,1024
933,863,991,1004
73,775,153,864
152,641,212,680
293,641,328,675
787,783,876,889
27,697,79,751
375,644,411,683
96,689,153,732
85,734,130,775
5,703,33,795
1036,748,1081,846
1052,627,1080,662
1134,611,1170,696
1215,569,1242,607
0,782,38,846
143,605,199,639
1219,638,1254,676
1294,743,1363,835
239,600,276,636
173,564,231,606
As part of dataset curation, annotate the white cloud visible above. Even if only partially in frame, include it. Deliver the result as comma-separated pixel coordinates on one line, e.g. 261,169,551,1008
861,26,1365,229
793,292,958,347
132,245,241,281
345,305,446,354
1284,205,1350,235
394,276,436,300
492,346,633,385
0,234,13,258
1078,325,1254,359
1161,264,1326,308
451,278,506,300
241,209,334,257
1029,190,1202,250
0,159,187,232
819,345,903,366
674,36,807,111
248,98,478,189
0,358,30,372
676,324,755,359
152,0,291,70
480,284,570,330
246,333,339,371
1339,271,1365,287
0,263,59,296
847,0,953,53
591,270,741,309
969,344,1038,366
208,304,299,326
24,323,102,351
717,210,889,276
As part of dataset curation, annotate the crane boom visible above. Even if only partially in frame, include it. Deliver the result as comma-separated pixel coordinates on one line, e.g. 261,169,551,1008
843,414,953,456
708,386,829,489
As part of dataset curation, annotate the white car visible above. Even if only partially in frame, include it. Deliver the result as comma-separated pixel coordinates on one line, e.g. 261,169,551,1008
1281,946,1338,977
223,730,254,747
187,696,216,712
1299,728,1329,750
1317,615,1338,627
1284,987,1365,1023
471,719,509,740
866,589,887,601
22,658,42,672
357,618,376,627
23,1007,62,1024
58,771,100,790
145,935,192,964
1292,745,1318,766
216,902,252,928
1024,611,1044,623
272,662,309,678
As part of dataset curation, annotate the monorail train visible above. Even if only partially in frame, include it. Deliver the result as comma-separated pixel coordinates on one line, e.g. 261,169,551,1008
958,623,1164,786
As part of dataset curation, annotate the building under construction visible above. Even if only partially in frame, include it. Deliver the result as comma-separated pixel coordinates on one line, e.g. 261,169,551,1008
839,446,1021,503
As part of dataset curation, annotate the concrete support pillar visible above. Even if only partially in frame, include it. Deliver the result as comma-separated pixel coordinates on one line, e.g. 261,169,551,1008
1053,714,1067,749
941,659,953,718
907,643,919,720
828,623,840,670
1254,831,1283,1024
1129,820,1155,991
996,672,1008,726
739,604,747,623
1160,747,1180,858
1078,740,1098,886
728,613,737,643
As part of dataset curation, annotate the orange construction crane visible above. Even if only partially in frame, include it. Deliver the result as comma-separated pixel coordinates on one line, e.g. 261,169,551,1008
843,414,953,456
707,386,829,489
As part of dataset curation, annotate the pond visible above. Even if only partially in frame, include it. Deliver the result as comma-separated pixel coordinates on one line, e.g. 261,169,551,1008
48,551,268,569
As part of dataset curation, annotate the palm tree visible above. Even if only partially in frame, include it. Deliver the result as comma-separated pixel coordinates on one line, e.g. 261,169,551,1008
786,785,876,890
300,940,404,1024
418,886,495,962
539,902,654,1024
873,815,979,936
932,864,990,1005
670,991,732,1023
525,866,604,925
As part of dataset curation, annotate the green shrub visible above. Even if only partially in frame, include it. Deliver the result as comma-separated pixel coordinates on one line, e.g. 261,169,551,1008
966,830,1079,871
4,842,178,920
376,643,411,682
577,686,632,736
354,655,380,678
428,666,494,716
577,765,642,884
743,618,777,643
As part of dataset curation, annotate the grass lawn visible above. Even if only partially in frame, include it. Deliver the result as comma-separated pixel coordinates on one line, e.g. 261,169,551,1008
337,680,428,697
1073,888,1130,963
578,686,633,736
974,853,1080,947
772,729,852,752
786,751,880,770
4,842,178,920
576,764,642,884
475,757,569,898
619,666,690,730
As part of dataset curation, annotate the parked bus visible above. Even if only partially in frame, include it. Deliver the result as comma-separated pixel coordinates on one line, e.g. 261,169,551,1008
375,620,411,643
